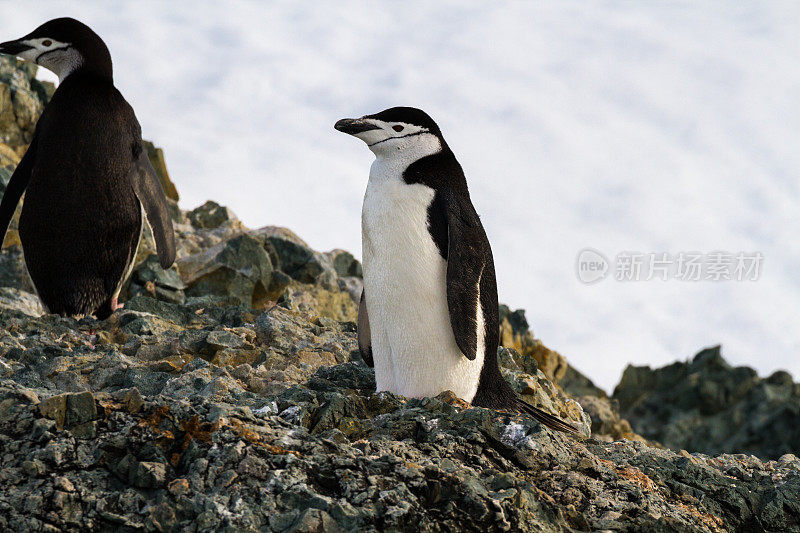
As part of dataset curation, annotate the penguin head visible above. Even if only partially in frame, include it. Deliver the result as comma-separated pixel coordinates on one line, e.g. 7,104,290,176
0,18,112,82
335,107,445,157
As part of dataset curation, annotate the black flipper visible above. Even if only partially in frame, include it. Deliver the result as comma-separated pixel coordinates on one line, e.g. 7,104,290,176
443,188,486,361
129,143,176,268
358,288,374,367
440,190,577,435
0,136,37,244
515,397,579,434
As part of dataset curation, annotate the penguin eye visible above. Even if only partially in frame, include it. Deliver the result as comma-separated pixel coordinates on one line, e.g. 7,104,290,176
42,40,52,47
392,125,404,132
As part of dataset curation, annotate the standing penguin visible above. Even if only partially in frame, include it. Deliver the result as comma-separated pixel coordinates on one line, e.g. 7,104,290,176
335,107,575,433
0,18,175,318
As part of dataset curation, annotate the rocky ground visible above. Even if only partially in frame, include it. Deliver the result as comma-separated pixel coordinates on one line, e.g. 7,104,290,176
1,56,799,532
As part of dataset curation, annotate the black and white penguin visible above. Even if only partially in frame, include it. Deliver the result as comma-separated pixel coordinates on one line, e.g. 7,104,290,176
335,107,576,433
0,18,175,318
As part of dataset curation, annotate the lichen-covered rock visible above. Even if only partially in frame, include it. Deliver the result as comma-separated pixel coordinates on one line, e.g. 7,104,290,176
499,305,568,383
0,287,42,316
0,56,51,151
325,249,364,303
281,282,357,322
177,234,278,308
0,268,612,532
0,347,797,532
0,142,20,195
614,345,800,459
1,143,22,247
124,253,187,304
498,348,590,435
188,200,237,229
337,274,363,304
558,364,607,398
143,140,179,202
254,226,339,291
577,395,647,443
0,245,33,292
325,249,363,278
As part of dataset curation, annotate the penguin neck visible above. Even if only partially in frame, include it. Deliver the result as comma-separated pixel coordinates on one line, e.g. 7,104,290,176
398,144,469,192
369,135,445,181
60,41,113,83
64,60,113,84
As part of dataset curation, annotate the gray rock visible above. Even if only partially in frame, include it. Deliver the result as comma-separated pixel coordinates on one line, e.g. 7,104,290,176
577,395,645,443
132,461,168,489
38,391,96,434
143,141,179,202
267,269,292,303
559,364,607,398
498,305,568,383
188,200,236,229
254,226,338,290
614,345,800,459
0,287,42,316
63,391,96,428
337,276,362,304
0,56,47,149
325,249,362,278
177,234,276,308
125,253,186,304
0,245,35,293
206,329,246,351
124,294,199,325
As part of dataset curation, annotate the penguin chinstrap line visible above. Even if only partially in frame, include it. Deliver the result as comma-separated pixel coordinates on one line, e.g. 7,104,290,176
335,107,576,433
0,18,176,319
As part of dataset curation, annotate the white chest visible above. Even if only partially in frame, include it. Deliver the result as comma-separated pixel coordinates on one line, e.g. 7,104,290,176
362,165,437,266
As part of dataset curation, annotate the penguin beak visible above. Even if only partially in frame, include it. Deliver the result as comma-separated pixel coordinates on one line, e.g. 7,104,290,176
334,118,381,135
0,40,32,56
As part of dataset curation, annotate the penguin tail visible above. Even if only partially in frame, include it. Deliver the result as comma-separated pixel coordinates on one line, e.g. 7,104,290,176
515,397,579,434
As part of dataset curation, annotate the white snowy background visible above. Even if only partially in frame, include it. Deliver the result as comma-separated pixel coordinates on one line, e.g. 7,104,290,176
2,1,799,391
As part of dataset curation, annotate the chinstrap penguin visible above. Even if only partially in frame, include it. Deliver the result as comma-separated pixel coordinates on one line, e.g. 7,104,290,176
335,107,576,433
0,18,175,319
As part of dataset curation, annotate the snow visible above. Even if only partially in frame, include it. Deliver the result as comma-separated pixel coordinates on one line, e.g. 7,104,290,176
3,2,799,390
